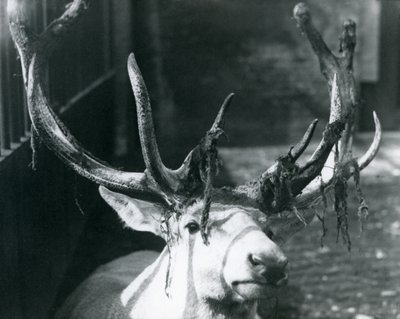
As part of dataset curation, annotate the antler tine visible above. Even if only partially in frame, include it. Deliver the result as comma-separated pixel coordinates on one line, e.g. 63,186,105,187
294,2,357,159
290,74,346,197
255,118,318,182
290,118,318,161
40,0,90,56
211,93,234,132
304,74,342,163
293,2,337,82
358,111,381,170
172,93,234,194
9,0,163,202
340,19,357,75
127,54,178,192
295,112,382,208
8,0,89,83
8,0,37,83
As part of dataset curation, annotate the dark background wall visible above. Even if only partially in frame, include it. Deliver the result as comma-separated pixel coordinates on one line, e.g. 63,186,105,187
134,0,399,168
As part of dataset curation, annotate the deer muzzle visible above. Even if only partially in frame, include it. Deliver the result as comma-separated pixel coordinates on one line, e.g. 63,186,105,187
223,229,289,300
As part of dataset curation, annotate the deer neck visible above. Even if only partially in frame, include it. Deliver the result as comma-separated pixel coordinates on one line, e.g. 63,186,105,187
120,243,195,319
119,245,258,319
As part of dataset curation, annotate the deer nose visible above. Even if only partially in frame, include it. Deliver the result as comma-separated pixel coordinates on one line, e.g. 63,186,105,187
248,253,289,287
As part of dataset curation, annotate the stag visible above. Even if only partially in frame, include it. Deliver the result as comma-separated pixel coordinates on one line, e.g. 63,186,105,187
8,1,381,318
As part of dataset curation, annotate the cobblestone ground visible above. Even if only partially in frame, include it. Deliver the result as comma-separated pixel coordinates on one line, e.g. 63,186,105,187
219,133,400,319
270,179,400,319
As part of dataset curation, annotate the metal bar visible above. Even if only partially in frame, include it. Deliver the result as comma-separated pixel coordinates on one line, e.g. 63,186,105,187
22,81,30,136
103,0,111,72
0,3,11,151
0,2,3,155
15,54,25,140
0,68,116,164
6,37,23,144
76,6,83,91
59,69,116,114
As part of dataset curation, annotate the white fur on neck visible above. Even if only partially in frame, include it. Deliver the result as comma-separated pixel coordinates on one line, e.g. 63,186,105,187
121,245,190,319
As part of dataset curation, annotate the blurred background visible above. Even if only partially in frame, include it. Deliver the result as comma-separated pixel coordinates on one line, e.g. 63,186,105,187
0,0,399,318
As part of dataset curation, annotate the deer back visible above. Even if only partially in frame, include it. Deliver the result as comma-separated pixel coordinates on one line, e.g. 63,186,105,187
55,251,159,319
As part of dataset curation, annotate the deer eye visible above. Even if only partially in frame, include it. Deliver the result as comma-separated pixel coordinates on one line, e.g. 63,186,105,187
185,222,200,234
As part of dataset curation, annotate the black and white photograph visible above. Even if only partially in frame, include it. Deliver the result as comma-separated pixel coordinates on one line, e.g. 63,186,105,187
0,0,399,318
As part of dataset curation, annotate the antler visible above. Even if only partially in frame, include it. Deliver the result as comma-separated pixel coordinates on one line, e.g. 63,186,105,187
127,54,232,196
293,2,357,159
238,75,347,212
9,0,229,206
291,2,381,210
9,0,381,225
295,111,381,208
8,0,160,201
235,3,381,217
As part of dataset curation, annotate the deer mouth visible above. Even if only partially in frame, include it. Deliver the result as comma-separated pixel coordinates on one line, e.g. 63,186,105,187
233,272,288,287
230,280,280,300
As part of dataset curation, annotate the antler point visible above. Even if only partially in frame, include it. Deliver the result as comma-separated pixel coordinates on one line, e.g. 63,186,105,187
293,2,310,21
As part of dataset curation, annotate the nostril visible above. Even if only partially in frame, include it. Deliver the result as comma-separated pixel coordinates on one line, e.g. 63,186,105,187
267,267,289,286
248,254,264,267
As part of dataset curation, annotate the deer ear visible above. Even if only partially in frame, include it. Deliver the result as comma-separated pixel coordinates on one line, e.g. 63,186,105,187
99,186,163,237
268,209,316,245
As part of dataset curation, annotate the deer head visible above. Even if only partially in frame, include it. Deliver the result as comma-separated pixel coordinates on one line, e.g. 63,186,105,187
99,186,288,304
8,0,381,317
